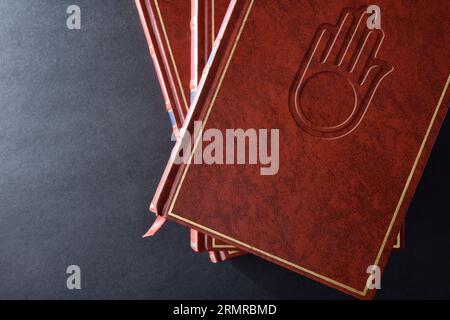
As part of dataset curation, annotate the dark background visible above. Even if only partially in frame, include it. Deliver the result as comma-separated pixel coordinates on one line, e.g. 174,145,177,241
0,0,448,300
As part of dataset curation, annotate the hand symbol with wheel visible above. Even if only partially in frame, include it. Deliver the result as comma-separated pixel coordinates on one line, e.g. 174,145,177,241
290,7,394,139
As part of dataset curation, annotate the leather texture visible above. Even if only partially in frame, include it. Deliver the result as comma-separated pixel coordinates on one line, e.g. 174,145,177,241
155,0,450,299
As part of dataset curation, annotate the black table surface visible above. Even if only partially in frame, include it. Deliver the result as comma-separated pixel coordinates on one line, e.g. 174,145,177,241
0,0,449,299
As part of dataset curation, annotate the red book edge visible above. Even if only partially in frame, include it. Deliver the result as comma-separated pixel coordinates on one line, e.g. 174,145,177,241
135,0,181,135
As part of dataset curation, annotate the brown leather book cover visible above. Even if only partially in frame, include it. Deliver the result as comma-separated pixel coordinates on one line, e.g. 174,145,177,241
151,0,449,298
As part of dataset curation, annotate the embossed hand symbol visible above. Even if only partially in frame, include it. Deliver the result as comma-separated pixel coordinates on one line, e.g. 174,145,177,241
290,7,394,139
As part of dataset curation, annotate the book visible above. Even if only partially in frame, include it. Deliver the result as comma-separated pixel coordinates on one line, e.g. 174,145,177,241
195,1,404,255
139,0,403,253
135,0,191,134
136,0,244,256
150,0,449,298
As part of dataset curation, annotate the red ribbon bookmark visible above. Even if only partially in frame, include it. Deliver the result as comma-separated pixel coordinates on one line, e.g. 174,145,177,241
143,216,167,238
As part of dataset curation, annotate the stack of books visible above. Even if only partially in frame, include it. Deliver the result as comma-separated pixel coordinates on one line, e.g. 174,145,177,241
136,0,450,299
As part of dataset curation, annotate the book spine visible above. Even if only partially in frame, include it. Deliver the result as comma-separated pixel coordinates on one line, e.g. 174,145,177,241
208,251,220,263
190,229,207,252
145,0,188,130
135,0,179,137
